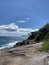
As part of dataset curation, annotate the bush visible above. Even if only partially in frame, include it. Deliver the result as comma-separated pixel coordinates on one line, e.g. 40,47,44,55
44,32,49,40
34,32,44,42
34,23,49,42
38,40,49,52
28,31,37,40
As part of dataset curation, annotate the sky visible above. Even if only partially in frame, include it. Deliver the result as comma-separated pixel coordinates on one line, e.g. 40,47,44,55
0,0,49,36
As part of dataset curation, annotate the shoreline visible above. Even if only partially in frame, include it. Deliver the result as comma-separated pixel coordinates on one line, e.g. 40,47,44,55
0,41,19,50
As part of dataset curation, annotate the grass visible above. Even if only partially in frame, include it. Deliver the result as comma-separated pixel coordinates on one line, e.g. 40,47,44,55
38,40,49,52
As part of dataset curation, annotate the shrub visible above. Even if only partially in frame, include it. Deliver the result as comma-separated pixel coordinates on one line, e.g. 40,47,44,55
44,32,49,40
38,40,49,52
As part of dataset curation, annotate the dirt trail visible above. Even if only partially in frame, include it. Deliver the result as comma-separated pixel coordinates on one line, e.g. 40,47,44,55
0,42,49,65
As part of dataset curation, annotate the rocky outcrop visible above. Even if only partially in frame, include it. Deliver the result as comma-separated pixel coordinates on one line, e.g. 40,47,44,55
14,40,35,47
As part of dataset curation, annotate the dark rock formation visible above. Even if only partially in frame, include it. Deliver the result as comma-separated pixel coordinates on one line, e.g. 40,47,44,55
14,40,34,47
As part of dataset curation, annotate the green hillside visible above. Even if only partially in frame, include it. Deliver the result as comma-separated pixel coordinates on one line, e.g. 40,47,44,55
28,23,49,42
28,23,49,51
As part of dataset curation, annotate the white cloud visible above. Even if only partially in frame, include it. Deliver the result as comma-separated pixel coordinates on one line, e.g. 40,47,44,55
0,23,19,31
17,18,30,23
17,20,26,23
0,23,38,36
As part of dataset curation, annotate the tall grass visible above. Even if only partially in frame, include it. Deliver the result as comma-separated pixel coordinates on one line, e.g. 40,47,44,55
38,40,49,52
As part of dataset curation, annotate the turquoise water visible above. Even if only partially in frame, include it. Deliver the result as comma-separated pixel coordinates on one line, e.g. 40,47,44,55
0,36,27,49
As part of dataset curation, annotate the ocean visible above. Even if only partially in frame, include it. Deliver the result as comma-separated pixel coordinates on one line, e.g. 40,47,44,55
0,36,27,49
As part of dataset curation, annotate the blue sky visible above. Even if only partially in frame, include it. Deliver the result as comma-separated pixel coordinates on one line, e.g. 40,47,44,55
0,0,49,36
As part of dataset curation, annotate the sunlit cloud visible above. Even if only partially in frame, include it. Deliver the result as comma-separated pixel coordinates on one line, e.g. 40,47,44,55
17,20,26,23
0,23,38,36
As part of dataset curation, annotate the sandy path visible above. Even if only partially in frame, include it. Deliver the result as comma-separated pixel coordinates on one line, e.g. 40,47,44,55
0,42,49,65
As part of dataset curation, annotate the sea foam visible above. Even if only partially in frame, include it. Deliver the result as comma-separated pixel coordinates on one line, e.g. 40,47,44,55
0,41,19,49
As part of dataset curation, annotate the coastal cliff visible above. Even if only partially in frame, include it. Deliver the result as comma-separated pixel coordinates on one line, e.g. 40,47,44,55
14,23,49,47
0,42,48,65
0,23,49,65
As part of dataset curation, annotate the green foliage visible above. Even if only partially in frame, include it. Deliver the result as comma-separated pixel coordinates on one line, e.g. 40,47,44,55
44,32,49,40
38,40,49,52
34,32,44,42
28,23,49,51
34,23,49,42
28,23,49,42
28,31,37,40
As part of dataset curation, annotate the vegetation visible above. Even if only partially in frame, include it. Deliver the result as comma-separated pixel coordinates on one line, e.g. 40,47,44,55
28,23,49,51
28,23,49,42
34,23,49,42
28,31,37,40
44,32,49,40
38,40,49,52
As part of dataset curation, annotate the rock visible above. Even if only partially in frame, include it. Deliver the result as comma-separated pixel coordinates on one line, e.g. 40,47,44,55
14,40,34,47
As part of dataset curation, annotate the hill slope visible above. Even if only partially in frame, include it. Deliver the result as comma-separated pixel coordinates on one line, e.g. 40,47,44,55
28,23,49,42
14,23,49,47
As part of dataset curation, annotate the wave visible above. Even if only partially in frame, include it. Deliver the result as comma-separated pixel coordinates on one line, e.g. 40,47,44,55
0,41,19,49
